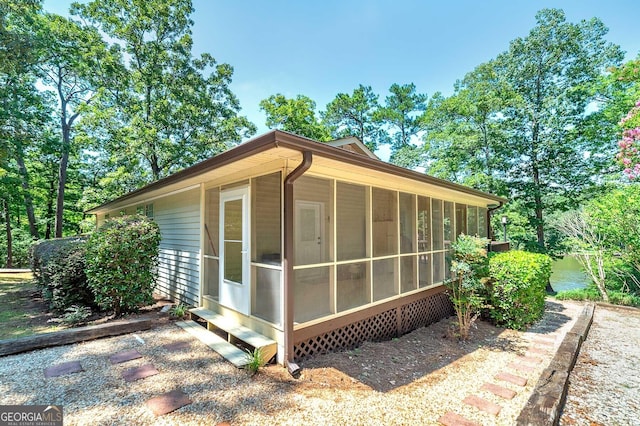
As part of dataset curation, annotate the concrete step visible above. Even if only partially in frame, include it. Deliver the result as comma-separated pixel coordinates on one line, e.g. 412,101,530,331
176,320,248,367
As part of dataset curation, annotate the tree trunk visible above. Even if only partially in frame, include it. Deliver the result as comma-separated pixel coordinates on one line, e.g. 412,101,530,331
54,121,71,238
45,176,55,240
3,199,13,268
14,143,39,239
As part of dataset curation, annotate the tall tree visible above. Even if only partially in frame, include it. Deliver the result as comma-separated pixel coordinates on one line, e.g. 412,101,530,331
1,1,47,239
322,85,381,150
74,0,255,182
0,73,49,239
260,94,331,141
494,9,622,249
374,83,427,167
424,62,512,194
37,13,114,237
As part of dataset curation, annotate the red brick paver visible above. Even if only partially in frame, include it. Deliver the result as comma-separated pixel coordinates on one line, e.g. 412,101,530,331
44,361,84,378
438,411,480,426
122,364,159,382
526,348,549,357
146,389,192,416
508,362,536,373
481,382,517,400
463,395,502,415
495,371,528,387
516,355,543,364
109,349,142,364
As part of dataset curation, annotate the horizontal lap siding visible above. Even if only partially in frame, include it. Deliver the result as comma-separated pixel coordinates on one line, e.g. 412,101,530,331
154,188,201,306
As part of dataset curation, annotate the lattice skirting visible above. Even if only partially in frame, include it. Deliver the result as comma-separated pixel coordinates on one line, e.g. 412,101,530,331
293,291,454,361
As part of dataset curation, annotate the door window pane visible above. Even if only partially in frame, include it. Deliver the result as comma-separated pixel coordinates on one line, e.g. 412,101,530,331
223,199,243,283
400,193,416,254
224,200,242,240
224,241,243,283
337,183,368,261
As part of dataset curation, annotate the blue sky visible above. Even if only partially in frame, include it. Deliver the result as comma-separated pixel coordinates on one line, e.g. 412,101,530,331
45,0,640,141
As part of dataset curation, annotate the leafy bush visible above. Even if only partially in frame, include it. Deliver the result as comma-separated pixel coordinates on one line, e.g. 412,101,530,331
488,250,551,330
61,305,92,325
0,227,35,268
31,236,94,312
85,215,161,316
446,235,490,339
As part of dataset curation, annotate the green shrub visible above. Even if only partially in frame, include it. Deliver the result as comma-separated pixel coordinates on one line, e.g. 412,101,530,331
61,305,92,325
488,250,552,330
446,235,490,339
85,215,161,316
30,236,94,312
1,228,34,268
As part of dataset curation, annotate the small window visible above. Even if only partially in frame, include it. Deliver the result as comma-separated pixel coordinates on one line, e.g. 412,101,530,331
136,205,144,215
145,204,154,219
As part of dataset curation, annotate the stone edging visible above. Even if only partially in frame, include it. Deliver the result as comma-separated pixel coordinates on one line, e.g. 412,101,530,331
516,302,595,426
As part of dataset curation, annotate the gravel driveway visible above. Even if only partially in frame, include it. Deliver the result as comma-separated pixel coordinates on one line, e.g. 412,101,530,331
560,304,640,426
0,300,583,425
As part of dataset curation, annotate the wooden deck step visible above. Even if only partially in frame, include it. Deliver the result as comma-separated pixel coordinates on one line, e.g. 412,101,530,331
188,307,277,364
176,320,248,367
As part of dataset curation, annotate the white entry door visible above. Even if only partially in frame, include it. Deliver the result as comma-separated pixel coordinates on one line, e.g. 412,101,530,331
295,201,324,265
219,186,250,315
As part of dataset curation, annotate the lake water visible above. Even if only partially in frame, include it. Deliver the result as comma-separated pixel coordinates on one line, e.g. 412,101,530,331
550,256,590,292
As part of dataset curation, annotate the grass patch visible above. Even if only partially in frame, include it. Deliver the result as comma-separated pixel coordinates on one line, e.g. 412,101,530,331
555,285,640,307
0,272,62,339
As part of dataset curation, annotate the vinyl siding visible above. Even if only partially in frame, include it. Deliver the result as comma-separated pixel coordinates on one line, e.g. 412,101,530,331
154,188,201,305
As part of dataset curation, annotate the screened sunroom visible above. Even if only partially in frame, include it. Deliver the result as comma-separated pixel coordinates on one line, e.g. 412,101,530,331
88,130,505,365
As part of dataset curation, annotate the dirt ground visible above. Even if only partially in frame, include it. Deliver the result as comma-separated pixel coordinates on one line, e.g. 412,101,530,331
296,318,524,393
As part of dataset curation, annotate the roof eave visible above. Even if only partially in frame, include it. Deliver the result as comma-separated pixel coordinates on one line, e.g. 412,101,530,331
86,130,507,214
